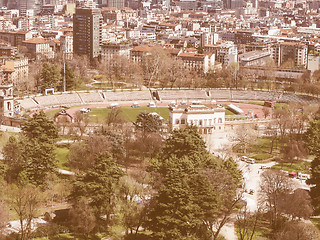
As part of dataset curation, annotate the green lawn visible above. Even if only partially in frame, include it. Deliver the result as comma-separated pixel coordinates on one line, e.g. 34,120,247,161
0,132,18,147
46,108,63,119
88,106,170,123
311,218,320,231
55,147,70,170
234,137,282,161
271,161,311,174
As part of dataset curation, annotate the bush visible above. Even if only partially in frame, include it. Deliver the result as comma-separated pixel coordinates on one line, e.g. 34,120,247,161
30,223,70,238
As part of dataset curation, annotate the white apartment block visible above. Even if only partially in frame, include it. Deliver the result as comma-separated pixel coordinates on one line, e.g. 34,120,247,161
60,33,73,60
178,52,215,74
169,102,225,134
216,41,238,66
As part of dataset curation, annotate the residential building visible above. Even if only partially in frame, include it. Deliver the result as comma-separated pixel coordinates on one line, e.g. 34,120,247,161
216,41,237,66
60,33,73,60
178,52,215,74
73,7,102,60
169,102,226,134
0,31,32,46
22,38,55,59
101,42,132,61
4,57,29,85
271,42,308,67
238,50,271,67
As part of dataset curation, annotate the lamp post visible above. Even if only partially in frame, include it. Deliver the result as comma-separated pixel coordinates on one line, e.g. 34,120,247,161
63,45,66,92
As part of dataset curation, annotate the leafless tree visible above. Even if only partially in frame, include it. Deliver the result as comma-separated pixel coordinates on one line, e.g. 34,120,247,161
232,125,257,154
277,189,313,220
274,221,320,240
237,206,261,240
259,170,294,228
8,184,44,240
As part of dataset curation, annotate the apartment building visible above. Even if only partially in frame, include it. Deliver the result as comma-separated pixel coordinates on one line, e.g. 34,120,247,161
101,42,132,61
271,42,308,68
4,57,29,85
60,32,73,60
23,38,55,59
216,41,237,66
73,7,102,61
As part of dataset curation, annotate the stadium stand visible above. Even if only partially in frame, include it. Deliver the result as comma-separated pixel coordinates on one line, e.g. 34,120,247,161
34,95,60,107
17,98,38,109
55,94,83,106
77,92,104,104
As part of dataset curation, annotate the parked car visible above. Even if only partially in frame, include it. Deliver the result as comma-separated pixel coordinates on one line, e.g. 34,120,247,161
80,108,90,113
131,102,140,108
110,102,119,108
148,101,156,107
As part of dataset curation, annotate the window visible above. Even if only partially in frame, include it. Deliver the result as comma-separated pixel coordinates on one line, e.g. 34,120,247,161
199,120,202,126
181,119,185,124
175,119,179,124
218,118,222,123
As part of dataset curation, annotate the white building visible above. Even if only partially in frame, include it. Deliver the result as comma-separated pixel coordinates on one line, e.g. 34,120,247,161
216,41,237,66
169,102,225,134
60,33,73,60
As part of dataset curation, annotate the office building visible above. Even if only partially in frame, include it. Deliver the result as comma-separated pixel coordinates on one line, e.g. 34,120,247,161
73,6,102,60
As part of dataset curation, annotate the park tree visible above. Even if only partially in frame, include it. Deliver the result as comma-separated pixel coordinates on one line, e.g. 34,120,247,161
71,152,124,225
304,120,320,155
232,125,257,154
134,112,163,134
2,112,58,185
8,184,44,240
39,62,61,92
259,170,294,229
145,127,237,239
273,221,320,240
62,63,77,91
237,206,261,240
277,189,313,220
20,111,58,185
307,155,320,214
69,197,96,238
105,108,125,127
118,175,152,235
222,157,242,187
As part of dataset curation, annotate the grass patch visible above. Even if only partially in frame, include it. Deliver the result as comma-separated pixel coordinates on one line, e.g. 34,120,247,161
311,218,320,231
45,108,62,120
245,101,265,106
271,161,311,174
88,106,170,123
0,131,18,147
234,137,283,161
55,147,70,171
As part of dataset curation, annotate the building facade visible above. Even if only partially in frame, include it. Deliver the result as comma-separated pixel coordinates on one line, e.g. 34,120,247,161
169,102,225,134
73,7,102,60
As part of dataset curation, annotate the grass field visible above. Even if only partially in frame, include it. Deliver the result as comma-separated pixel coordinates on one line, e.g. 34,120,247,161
271,161,311,174
311,218,320,231
88,106,170,123
234,137,282,161
55,147,70,170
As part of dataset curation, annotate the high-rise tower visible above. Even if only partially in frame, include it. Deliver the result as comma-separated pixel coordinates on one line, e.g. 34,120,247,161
73,6,102,61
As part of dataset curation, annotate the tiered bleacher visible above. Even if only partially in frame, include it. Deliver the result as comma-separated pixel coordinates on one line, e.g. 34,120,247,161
34,95,60,107
157,90,207,100
102,91,151,102
77,92,104,104
55,94,83,106
17,98,39,109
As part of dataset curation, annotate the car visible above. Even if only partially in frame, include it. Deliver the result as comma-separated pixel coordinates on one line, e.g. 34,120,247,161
249,189,255,195
131,102,140,108
80,108,90,113
110,102,119,108
148,101,156,107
